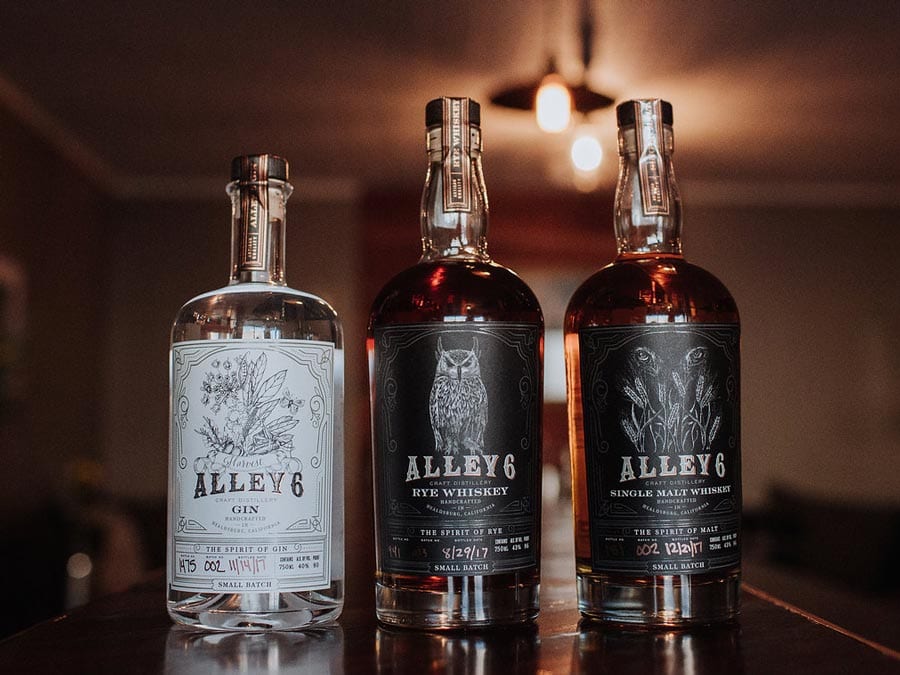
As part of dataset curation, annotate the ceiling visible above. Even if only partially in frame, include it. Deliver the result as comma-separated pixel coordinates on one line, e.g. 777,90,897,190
0,1,898,204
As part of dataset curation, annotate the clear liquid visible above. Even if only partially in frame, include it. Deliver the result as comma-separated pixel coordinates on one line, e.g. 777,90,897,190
168,283,344,631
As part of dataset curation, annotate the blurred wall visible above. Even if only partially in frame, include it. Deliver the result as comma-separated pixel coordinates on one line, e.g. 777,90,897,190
0,105,107,512
686,204,900,508
0,104,108,633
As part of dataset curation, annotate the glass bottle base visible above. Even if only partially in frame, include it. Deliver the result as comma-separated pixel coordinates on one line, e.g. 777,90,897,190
167,585,343,632
577,569,740,628
375,572,539,630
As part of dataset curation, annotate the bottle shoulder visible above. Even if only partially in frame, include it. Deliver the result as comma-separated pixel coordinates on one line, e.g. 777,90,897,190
566,257,738,329
370,260,543,328
173,283,341,344
177,283,339,320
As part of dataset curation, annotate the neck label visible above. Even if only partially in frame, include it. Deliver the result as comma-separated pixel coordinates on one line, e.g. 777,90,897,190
441,98,472,213
239,157,269,271
635,100,671,216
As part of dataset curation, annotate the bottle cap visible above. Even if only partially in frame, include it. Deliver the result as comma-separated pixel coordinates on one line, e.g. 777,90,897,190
616,99,673,127
230,154,289,182
425,97,481,127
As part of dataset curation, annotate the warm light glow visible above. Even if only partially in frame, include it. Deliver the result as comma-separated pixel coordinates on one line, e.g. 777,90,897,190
535,75,571,133
571,129,603,172
67,552,93,580
544,329,566,403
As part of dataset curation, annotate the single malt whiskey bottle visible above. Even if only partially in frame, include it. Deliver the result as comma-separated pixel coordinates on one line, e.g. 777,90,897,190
369,97,543,628
168,154,343,631
565,100,740,626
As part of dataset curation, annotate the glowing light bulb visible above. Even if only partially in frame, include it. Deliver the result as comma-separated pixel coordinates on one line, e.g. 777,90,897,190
535,74,571,133
67,552,93,579
571,129,603,171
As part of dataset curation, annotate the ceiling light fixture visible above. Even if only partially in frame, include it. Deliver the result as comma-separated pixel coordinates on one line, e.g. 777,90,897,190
535,65,572,133
490,0,614,130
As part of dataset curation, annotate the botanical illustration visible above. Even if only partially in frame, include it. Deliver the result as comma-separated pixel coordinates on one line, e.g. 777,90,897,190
193,352,305,472
618,345,721,455
428,337,488,456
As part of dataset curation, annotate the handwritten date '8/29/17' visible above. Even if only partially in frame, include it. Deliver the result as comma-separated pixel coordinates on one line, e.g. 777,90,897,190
442,546,490,561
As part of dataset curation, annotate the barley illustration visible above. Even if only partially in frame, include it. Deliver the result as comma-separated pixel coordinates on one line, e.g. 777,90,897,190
709,415,721,447
623,384,644,407
621,418,640,444
672,371,686,397
700,383,716,408
634,377,650,405
667,402,680,431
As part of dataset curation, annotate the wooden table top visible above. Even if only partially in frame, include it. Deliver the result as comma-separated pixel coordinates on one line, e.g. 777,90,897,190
1,576,898,674
2,502,898,674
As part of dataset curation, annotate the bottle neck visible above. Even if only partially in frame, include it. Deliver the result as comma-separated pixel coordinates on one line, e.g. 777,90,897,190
614,122,683,258
227,179,292,284
420,125,490,262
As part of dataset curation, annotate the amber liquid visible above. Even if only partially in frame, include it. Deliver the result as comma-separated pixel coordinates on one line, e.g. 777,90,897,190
565,253,740,627
368,259,543,629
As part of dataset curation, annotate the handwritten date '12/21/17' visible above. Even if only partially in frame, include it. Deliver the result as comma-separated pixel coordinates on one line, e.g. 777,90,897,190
636,541,703,558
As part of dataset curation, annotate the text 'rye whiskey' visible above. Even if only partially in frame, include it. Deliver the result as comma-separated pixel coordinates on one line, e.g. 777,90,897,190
167,154,344,631
369,98,544,629
565,100,741,626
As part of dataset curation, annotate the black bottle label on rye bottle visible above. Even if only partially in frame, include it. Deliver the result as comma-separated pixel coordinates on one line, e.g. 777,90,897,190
373,323,541,576
579,324,740,574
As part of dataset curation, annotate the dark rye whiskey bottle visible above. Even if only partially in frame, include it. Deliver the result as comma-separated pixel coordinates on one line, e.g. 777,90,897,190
565,100,740,626
168,155,344,630
369,97,543,628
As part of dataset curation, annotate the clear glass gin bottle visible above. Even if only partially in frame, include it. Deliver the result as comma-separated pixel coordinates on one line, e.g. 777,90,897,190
565,100,741,626
168,154,344,630
368,98,543,628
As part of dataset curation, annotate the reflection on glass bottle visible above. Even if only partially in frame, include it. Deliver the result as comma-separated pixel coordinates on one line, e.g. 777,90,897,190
573,621,743,675
376,623,539,675
164,625,343,674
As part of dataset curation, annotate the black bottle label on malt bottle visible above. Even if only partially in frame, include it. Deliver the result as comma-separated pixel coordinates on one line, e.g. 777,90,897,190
579,324,740,574
373,323,541,576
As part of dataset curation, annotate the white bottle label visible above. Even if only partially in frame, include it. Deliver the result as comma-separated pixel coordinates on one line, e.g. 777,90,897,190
169,339,334,593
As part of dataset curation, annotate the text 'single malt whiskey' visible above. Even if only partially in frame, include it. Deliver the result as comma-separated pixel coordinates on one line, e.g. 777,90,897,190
565,100,741,626
167,155,344,630
369,97,544,628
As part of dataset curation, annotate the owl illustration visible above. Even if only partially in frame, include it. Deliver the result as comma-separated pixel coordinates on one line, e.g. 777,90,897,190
429,337,488,456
